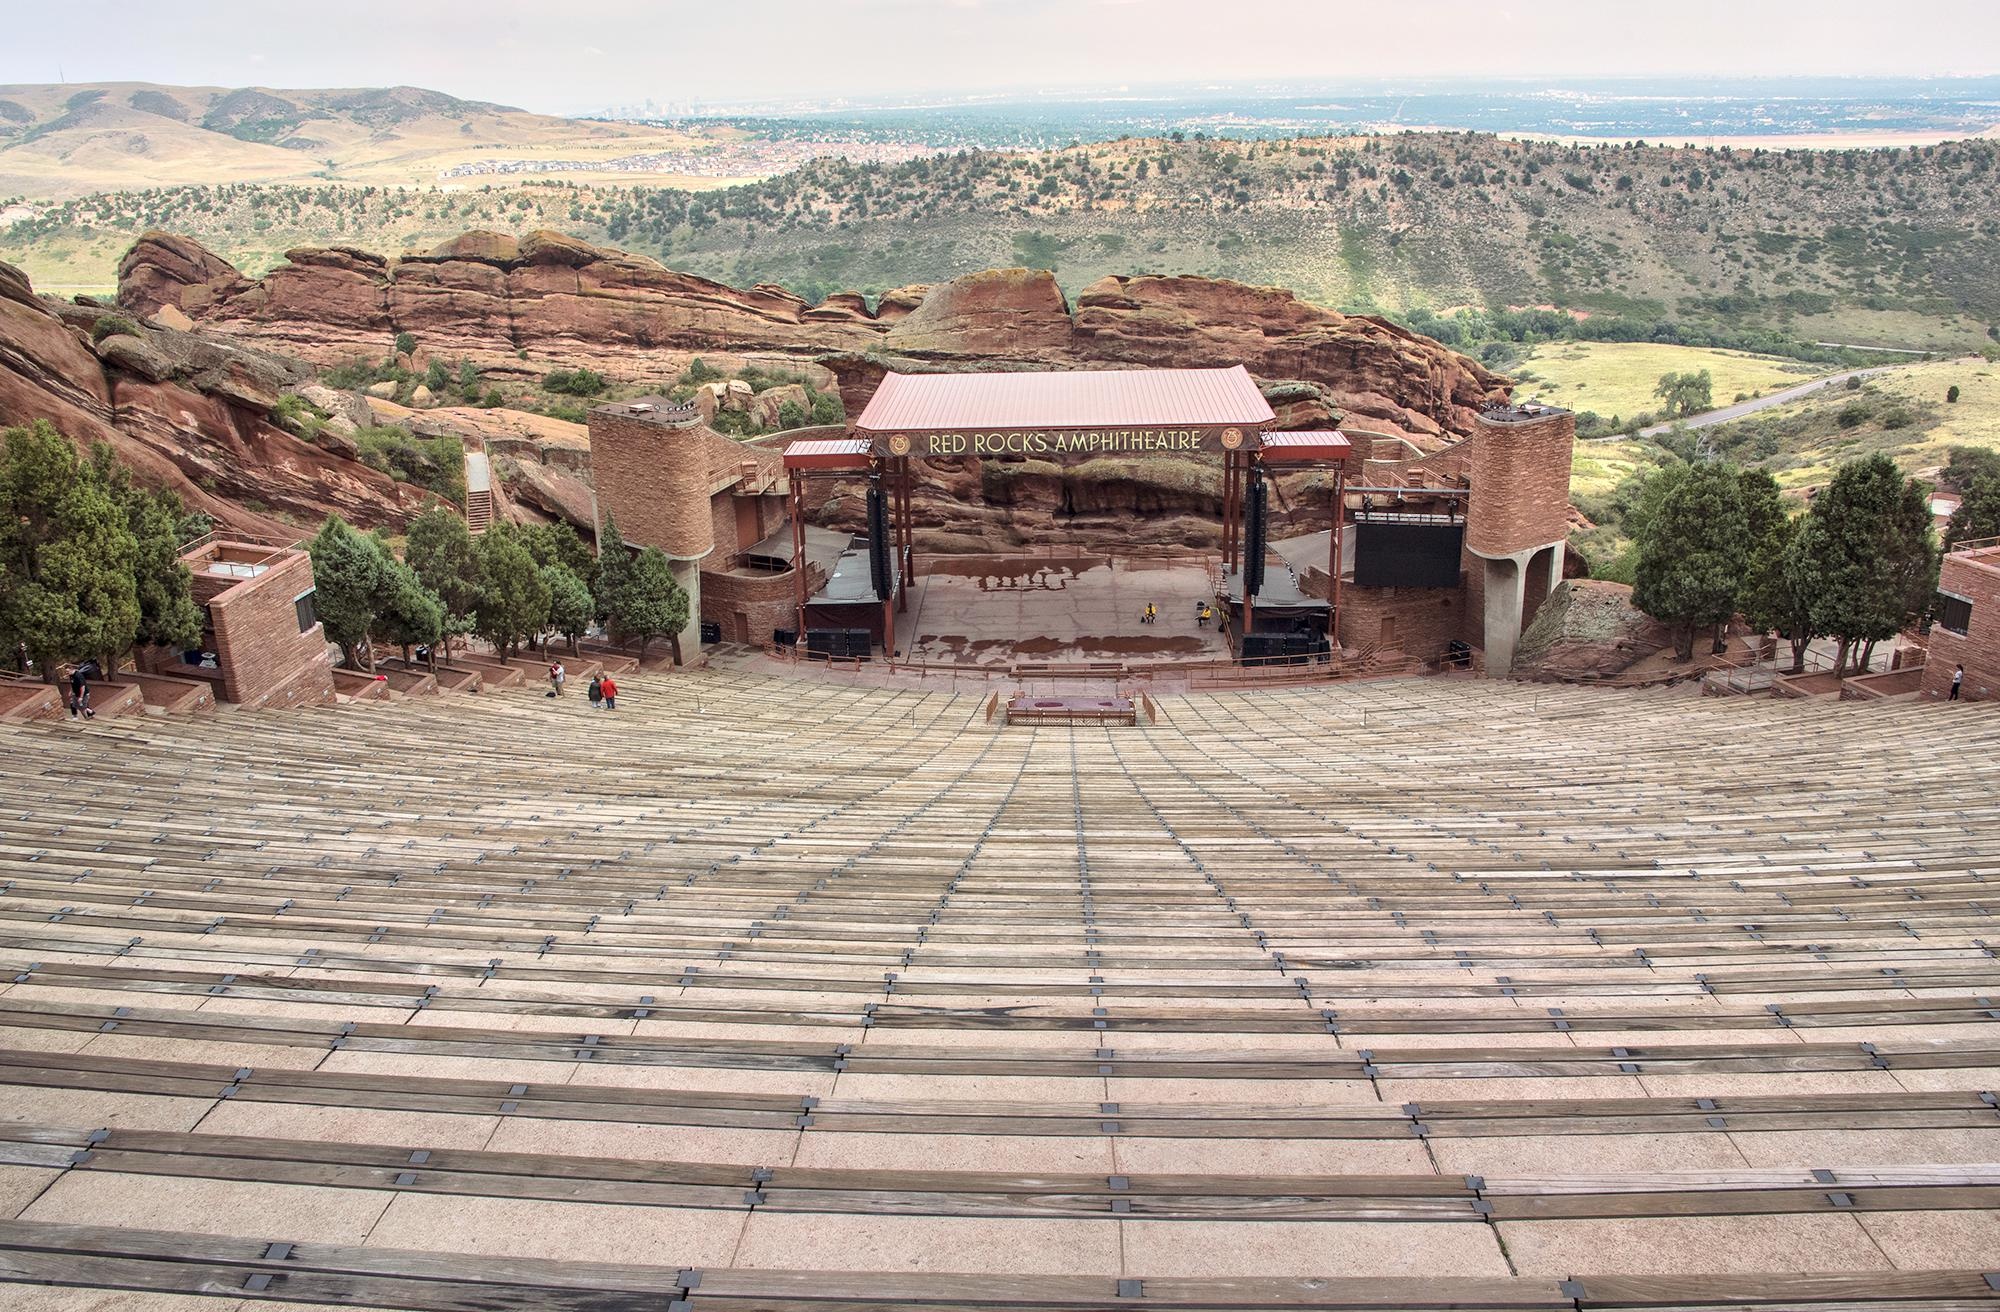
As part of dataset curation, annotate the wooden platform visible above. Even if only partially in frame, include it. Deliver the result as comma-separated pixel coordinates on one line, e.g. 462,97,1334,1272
1006,694,1138,726
0,671,1996,1309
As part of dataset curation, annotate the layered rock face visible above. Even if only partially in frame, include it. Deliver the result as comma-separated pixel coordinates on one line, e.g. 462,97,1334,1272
0,259,431,535
99,229,1513,548
121,232,1508,444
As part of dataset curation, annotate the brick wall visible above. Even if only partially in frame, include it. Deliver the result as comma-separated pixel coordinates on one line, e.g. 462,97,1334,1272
1467,410,1576,557
1336,585,1466,659
702,567,805,645
1920,550,2000,702
200,551,338,710
588,409,716,559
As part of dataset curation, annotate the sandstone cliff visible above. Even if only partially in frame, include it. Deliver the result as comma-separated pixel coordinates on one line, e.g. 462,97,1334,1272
121,232,1509,444
0,259,433,535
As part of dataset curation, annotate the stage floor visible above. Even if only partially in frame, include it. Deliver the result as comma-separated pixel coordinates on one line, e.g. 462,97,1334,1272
900,552,1231,665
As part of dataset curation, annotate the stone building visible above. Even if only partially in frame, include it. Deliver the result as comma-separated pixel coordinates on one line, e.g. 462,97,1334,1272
137,538,337,709
587,398,813,653
1286,403,1577,673
1920,539,2000,702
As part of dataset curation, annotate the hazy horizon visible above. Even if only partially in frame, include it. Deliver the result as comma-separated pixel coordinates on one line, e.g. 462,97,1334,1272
3,0,1997,117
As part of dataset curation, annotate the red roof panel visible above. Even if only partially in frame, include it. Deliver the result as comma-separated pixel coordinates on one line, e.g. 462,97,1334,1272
1260,430,1353,459
783,437,874,471
855,366,1275,433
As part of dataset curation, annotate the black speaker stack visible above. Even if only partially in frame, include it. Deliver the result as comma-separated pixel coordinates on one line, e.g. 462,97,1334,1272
1243,465,1268,598
866,478,892,600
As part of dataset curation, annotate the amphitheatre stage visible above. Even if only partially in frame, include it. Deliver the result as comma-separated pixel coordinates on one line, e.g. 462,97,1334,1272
0,665,1997,1311
901,551,1232,666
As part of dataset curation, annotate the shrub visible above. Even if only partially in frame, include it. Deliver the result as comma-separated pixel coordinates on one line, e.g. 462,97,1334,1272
542,367,608,397
351,426,466,503
1881,407,1915,430
271,393,327,439
678,357,726,387
89,315,143,342
1835,402,1871,429
1947,385,1961,403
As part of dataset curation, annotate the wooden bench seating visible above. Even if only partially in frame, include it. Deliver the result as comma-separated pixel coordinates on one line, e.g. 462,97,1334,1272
0,670,1997,1303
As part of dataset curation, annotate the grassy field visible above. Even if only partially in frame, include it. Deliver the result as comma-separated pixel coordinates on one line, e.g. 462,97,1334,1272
1518,342,1824,423
1702,355,2000,488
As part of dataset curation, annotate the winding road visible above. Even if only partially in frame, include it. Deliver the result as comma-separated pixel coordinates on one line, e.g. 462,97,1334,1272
1621,365,1905,441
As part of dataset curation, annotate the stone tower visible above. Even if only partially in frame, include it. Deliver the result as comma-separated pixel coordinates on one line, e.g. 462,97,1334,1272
587,398,710,661
1465,404,1575,674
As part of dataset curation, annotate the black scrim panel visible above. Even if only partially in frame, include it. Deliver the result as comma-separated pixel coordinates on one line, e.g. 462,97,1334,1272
1353,521,1464,589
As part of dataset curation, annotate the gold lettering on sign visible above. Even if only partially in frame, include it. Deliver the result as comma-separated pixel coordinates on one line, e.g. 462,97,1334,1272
917,428,1212,457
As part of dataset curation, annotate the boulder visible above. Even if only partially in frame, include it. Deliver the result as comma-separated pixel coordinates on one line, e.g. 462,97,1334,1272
410,384,435,407
366,381,397,399
94,332,174,382
423,230,519,263
1512,580,1671,682
885,268,1072,357
295,383,373,432
749,382,810,429
115,231,252,318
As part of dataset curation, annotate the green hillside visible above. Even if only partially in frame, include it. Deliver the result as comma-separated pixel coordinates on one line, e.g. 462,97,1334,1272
6,131,1997,350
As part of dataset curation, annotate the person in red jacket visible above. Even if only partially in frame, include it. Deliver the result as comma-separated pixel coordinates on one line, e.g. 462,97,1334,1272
599,675,618,710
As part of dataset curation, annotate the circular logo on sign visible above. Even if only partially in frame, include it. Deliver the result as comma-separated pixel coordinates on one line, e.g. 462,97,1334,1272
1221,427,1244,450
887,433,911,456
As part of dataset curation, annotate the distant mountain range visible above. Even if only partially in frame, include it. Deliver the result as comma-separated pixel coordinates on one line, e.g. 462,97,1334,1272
0,81,716,196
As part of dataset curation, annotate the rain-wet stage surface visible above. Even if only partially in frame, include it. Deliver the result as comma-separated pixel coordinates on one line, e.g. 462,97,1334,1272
901,552,1230,665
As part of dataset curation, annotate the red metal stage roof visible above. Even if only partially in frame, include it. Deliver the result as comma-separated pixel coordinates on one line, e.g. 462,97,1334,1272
855,366,1275,433
1260,430,1354,460
783,436,874,471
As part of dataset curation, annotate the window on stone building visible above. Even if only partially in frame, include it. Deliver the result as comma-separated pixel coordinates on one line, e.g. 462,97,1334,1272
294,590,319,634
1935,591,1973,636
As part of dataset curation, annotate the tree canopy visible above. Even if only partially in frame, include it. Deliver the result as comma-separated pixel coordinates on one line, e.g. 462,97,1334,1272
602,544,688,662
1631,461,1751,659
307,515,389,669
0,422,147,679
472,527,550,661
1653,370,1715,420
1798,454,1938,672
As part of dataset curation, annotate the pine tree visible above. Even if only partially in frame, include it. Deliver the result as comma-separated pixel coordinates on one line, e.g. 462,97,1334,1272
371,547,445,666
91,446,200,654
307,515,387,670
594,515,633,626
606,546,689,664
0,422,141,680
403,505,480,662
1946,474,2000,549
542,564,594,654
1801,454,1940,673
1631,461,1750,661
472,527,550,662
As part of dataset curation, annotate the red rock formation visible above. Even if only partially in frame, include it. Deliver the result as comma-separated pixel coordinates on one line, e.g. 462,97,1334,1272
1,258,430,535
122,234,1509,443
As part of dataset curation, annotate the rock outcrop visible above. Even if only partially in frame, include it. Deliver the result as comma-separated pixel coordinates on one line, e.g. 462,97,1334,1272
1512,581,1670,682
121,233,1508,444
0,258,431,535
96,230,1516,546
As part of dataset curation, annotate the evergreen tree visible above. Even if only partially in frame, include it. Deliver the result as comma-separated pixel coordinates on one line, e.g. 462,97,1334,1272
522,520,596,588
91,446,201,654
472,527,550,661
307,515,387,670
403,506,480,662
1631,460,1750,660
370,545,445,666
606,546,689,663
1946,474,2000,549
0,422,141,680
1744,516,1814,672
1800,454,1940,673
541,564,594,654
594,515,633,625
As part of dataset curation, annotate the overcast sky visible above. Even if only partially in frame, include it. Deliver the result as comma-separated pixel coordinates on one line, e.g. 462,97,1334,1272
3,0,1996,114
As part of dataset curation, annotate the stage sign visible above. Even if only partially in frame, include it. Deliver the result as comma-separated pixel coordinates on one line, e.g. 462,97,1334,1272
874,425,1254,458
1353,521,1465,589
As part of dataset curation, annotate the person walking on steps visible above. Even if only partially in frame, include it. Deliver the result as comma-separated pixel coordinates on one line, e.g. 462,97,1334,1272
587,674,604,709
548,660,566,698
68,660,99,719
599,675,618,710
1951,664,1965,701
